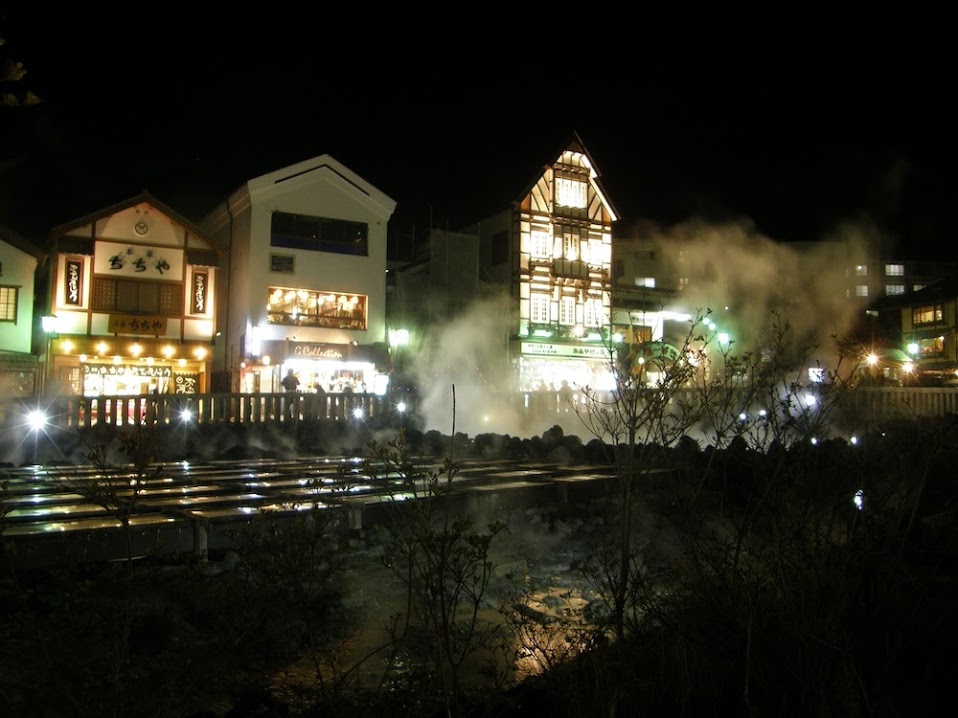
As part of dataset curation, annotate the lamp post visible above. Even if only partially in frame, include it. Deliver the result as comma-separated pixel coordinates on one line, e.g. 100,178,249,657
40,314,58,395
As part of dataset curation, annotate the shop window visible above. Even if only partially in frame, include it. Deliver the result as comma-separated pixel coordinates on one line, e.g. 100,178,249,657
267,286,367,330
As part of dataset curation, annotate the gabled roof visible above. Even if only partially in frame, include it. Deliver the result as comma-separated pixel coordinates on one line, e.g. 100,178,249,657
245,154,397,218
48,191,224,250
0,223,45,260
513,131,620,220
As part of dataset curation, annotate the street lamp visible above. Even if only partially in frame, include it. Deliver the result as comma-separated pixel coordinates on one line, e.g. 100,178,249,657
40,314,59,394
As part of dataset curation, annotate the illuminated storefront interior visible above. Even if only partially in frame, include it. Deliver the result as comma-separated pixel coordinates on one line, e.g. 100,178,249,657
240,338,389,395
48,337,210,396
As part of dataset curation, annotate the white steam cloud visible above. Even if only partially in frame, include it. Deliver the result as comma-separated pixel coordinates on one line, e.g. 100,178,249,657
406,217,880,440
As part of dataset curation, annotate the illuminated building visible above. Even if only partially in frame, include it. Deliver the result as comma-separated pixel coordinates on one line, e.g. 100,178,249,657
470,133,621,392
201,155,396,395
42,194,223,396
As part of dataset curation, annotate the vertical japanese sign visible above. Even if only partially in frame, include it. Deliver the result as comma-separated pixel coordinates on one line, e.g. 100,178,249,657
191,271,207,315
65,259,83,305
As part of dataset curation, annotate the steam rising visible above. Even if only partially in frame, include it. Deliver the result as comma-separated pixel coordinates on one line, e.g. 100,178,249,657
406,218,878,440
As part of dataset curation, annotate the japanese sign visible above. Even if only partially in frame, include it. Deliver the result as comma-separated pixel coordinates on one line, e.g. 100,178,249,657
174,373,199,394
520,341,613,360
191,271,208,314
82,364,172,377
65,259,83,305
94,241,183,279
108,315,168,335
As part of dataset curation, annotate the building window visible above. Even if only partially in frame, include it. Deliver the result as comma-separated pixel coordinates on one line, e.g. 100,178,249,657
530,230,551,259
678,277,689,291
913,304,943,325
635,277,656,288
855,284,869,297
885,284,905,295
271,211,368,257
885,264,905,276
0,286,17,322
584,297,603,327
563,234,579,261
267,287,367,330
913,284,925,292
917,336,944,355
855,265,868,276
91,278,182,315
559,296,576,325
492,231,508,265
612,259,624,279
530,293,550,324
555,177,587,209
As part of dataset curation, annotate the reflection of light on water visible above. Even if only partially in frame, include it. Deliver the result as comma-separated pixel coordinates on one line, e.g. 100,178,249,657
510,588,593,680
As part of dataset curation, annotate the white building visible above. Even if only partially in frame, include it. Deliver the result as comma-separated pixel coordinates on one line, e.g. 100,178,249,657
44,194,224,396
0,225,43,397
202,154,397,395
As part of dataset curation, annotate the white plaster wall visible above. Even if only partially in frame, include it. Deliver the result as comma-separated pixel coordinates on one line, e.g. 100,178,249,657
0,241,37,354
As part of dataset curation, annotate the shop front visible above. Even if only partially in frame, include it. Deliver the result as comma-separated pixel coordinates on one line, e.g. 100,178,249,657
516,340,616,394
240,339,391,395
47,336,210,396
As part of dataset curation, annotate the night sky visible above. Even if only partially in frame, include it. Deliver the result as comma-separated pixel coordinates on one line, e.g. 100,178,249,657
2,5,955,261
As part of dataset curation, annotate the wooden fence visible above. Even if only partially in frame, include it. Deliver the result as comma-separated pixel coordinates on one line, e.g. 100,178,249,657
0,392,403,430
2,386,958,432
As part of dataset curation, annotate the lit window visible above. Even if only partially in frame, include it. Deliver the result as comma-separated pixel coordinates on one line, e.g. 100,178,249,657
855,265,868,276
678,277,690,291
913,304,943,325
586,238,604,266
563,234,579,261
917,336,944,355
913,284,925,292
855,285,869,297
530,293,550,324
559,296,576,325
0,286,17,322
267,286,367,330
530,230,551,259
635,277,656,288
885,284,905,295
584,297,603,327
555,178,587,208
885,264,904,276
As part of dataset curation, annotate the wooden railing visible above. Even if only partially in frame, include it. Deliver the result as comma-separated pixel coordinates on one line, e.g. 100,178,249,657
0,392,407,429
2,386,958,432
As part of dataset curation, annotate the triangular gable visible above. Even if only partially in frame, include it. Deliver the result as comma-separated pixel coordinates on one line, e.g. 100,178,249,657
515,131,619,223
245,154,397,220
48,191,224,254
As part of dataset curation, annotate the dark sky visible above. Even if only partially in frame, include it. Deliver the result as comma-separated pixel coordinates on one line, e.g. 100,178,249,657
2,5,956,260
